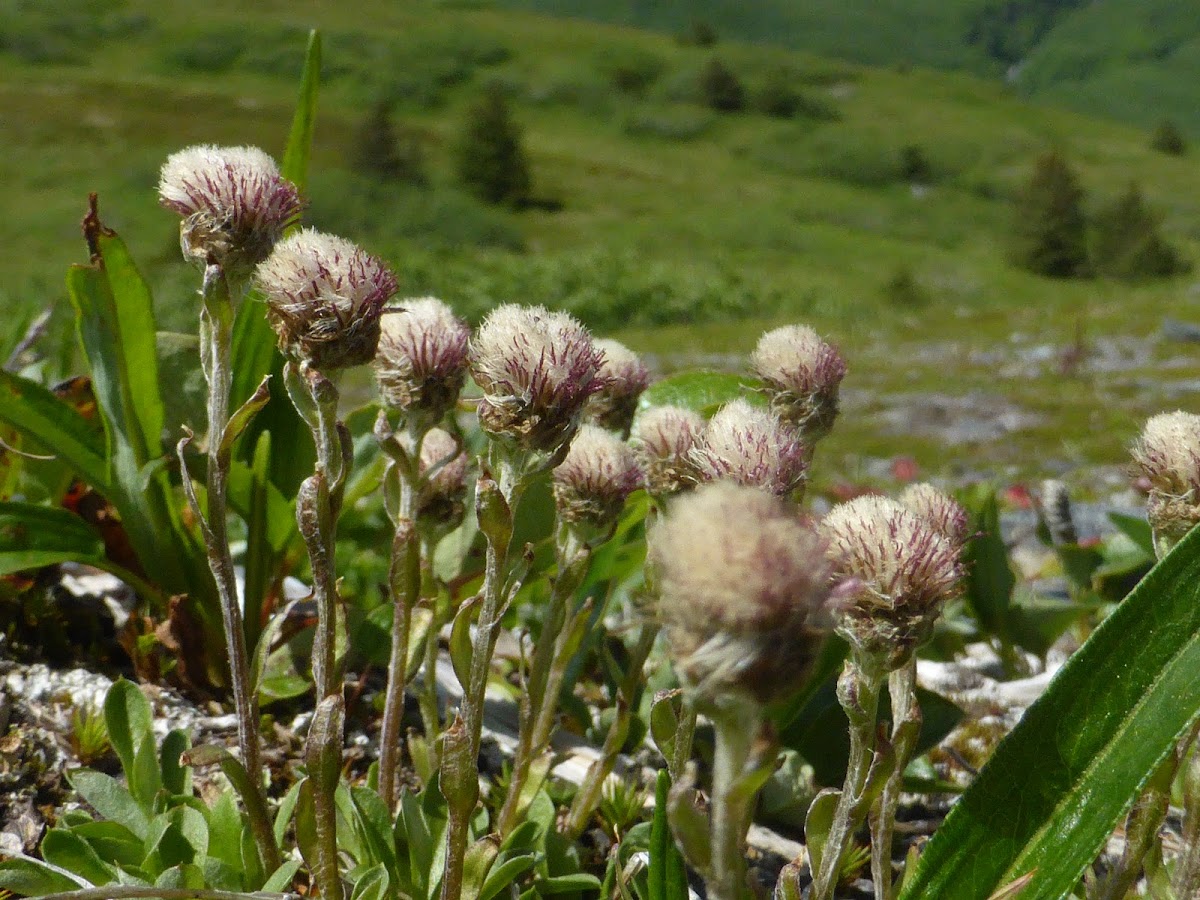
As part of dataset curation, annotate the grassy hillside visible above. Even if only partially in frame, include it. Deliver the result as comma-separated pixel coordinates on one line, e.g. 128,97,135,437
486,0,1200,135
3,0,1200,484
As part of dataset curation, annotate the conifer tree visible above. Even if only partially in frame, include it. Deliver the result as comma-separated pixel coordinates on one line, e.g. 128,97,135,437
1012,150,1089,278
1091,182,1189,279
455,83,532,206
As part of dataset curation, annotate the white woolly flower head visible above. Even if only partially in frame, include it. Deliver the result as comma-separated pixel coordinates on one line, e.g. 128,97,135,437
631,405,705,496
552,424,642,529
899,482,969,546
158,144,303,279
689,399,808,496
823,495,963,668
256,229,397,371
648,481,833,709
751,324,846,442
1133,411,1200,549
585,339,650,436
469,304,605,453
374,297,470,423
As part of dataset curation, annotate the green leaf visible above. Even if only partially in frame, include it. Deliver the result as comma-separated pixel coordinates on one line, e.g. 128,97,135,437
647,770,687,900
262,859,303,894
104,679,153,783
804,789,839,879
0,501,105,575
639,370,761,417
70,821,145,868
1109,511,1154,556
68,770,150,841
479,854,538,900
899,522,1200,900
41,828,118,886
350,863,390,900
537,873,603,894
961,487,1015,641
204,790,244,871
131,732,164,811
0,858,88,895
160,729,192,796
0,370,110,493
281,30,321,192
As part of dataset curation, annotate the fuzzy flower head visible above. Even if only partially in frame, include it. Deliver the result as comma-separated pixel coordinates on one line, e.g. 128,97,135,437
899,483,969,546
469,304,605,453
689,399,808,497
648,482,833,710
256,229,397,371
585,339,651,436
631,405,706,497
418,428,470,531
552,424,642,530
158,145,303,280
374,297,470,425
824,495,963,668
1132,411,1200,549
751,325,847,442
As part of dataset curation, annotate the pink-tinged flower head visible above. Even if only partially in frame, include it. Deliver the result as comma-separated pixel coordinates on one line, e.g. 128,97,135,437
552,424,642,529
418,427,470,531
690,399,808,497
1133,411,1200,549
375,297,470,424
158,145,303,280
256,229,397,371
823,495,963,668
586,339,651,436
469,304,605,453
751,325,847,443
631,405,706,497
648,481,833,709
899,482,969,546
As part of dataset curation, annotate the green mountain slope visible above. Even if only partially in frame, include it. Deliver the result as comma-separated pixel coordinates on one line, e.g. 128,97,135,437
3,0,1199,475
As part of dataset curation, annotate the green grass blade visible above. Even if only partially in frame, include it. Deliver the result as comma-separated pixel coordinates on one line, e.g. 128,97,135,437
0,501,105,574
0,370,110,493
281,29,321,192
647,769,687,900
899,522,1200,900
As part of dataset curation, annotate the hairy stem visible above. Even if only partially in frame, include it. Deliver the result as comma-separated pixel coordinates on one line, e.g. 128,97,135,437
497,525,588,836
706,701,762,900
440,459,523,900
562,625,657,840
378,427,424,811
1172,728,1200,896
871,658,920,900
811,654,883,900
190,266,276,872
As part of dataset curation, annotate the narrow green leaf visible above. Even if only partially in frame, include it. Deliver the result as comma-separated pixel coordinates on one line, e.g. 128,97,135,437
638,370,761,417
67,770,150,840
350,863,390,900
262,859,303,894
281,30,321,191
95,231,165,456
479,854,538,900
961,488,1015,640
0,501,104,575
899,522,1200,900
648,770,687,900
1109,511,1154,556
0,370,110,493
103,680,153,785
537,873,604,893
131,732,164,810
219,376,271,459
41,828,118,886
0,857,90,895
160,729,192,796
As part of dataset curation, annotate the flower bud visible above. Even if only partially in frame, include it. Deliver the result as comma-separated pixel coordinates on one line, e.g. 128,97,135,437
648,482,833,710
585,339,650,436
751,325,846,443
689,399,807,496
469,304,604,453
418,428,469,530
631,405,705,496
551,424,642,529
158,145,303,280
256,229,397,371
899,482,969,546
1132,411,1200,551
374,297,470,426
823,495,962,669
